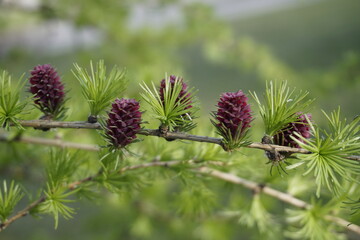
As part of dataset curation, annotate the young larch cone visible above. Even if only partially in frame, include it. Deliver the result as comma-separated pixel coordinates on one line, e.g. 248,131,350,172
273,113,311,148
29,64,65,118
159,75,192,110
214,90,252,150
106,98,142,148
158,75,194,132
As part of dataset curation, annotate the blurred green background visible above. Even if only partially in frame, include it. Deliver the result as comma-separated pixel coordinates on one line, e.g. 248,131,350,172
0,0,359,239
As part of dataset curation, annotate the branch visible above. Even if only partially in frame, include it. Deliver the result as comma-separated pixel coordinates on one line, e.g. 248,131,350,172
1,160,360,236
194,167,360,235
18,120,100,130
324,215,360,235
15,120,360,161
196,167,309,208
0,133,100,151
68,159,225,190
0,159,223,231
0,196,46,232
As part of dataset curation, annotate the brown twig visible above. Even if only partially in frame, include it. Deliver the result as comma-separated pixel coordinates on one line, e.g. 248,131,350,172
195,167,309,209
0,196,46,232
18,120,100,130
0,133,100,151
15,120,360,161
324,215,360,235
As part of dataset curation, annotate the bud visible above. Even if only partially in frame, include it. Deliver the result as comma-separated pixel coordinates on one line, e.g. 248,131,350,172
106,98,142,148
29,64,65,118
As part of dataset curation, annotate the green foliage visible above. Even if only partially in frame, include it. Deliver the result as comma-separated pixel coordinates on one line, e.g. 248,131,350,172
251,81,313,137
344,198,360,216
181,134,228,162
140,75,198,132
72,60,127,120
239,194,279,237
137,137,176,162
323,107,360,143
291,111,360,196
0,70,27,130
286,200,345,240
98,150,122,171
176,184,216,218
286,174,314,197
32,91,68,121
96,169,146,194
130,215,153,238
39,185,77,229
0,181,24,222
40,149,82,228
210,115,251,151
46,149,82,189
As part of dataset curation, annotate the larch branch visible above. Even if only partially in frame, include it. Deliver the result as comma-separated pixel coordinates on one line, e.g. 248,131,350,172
0,196,46,232
1,160,359,235
0,133,99,151
14,120,359,161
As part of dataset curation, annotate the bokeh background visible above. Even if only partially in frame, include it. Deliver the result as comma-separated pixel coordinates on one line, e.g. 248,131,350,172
1,0,359,239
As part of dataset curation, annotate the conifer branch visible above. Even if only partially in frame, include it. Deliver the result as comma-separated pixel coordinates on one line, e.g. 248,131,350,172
15,120,360,161
324,215,360,235
18,120,100,129
0,159,213,231
194,167,360,235
0,196,46,232
1,160,360,235
0,133,100,151
196,167,309,208
68,160,226,190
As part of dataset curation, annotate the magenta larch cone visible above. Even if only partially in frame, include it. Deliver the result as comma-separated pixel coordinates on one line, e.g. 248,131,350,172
215,90,252,140
273,113,312,148
106,98,142,148
29,64,65,117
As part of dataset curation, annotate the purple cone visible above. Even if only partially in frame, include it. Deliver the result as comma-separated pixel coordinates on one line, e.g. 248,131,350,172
215,90,252,139
106,98,142,148
273,113,312,148
29,64,64,116
159,75,192,110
